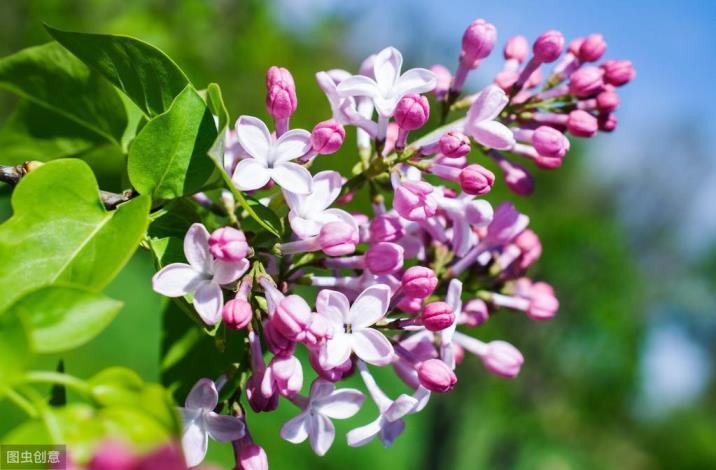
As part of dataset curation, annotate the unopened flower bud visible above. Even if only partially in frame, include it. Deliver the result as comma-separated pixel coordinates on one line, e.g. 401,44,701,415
319,221,358,256
238,444,268,470
417,359,457,393
265,66,297,119
209,227,249,262
462,299,490,327
401,266,438,298
481,340,524,378
365,242,404,275
459,164,495,195
430,64,452,99
262,354,303,398
369,214,404,242
439,131,471,158
568,37,585,56
273,295,312,340
527,282,559,320
397,296,423,314
422,301,455,331
222,298,252,330
461,19,498,64
88,441,137,470
568,66,604,97
598,113,617,132
309,349,353,382
394,94,430,130
393,180,438,221
600,60,636,86
532,126,570,159
533,30,564,63
567,110,598,137
578,33,607,62
596,89,619,112
514,229,542,269
311,120,345,154
263,320,296,356
504,35,529,62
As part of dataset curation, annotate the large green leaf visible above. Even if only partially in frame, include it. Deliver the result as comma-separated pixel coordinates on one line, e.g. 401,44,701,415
0,310,30,389
0,159,150,313
46,25,191,117
10,286,123,353
128,86,217,200
0,42,127,144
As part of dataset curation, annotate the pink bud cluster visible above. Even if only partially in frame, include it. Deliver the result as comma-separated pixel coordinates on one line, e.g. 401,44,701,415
150,17,633,469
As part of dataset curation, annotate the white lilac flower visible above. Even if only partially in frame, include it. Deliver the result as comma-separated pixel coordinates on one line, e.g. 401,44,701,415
231,115,313,194
463,84,516,150
152,223,249,325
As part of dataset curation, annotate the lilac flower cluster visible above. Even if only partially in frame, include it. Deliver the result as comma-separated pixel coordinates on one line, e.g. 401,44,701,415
151,19,633,469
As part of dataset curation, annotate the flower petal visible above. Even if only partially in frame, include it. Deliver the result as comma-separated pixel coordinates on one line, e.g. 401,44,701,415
337,75,380,98
193,281,223,325
232,158,271,192
383,394,418,422
470,121,516,150
185,378,219,410
466,84,509,123
184,223,212,273
205,412,245,441
320,333,352,369
314,388,365,419
346,418,381,447
348,284,391,328
351,329,394,366
306,170,343,213
271,162,313,195
280,412,309,444
308,413,336,456
394,68,437,96
152,263,202,297
274,129,312,164
212,259,249,286
379,419,405,448
235,115,271,163
316,289,350,324
181,415,208,467
451,218,474,258
373,46,403,93
287,212,323,240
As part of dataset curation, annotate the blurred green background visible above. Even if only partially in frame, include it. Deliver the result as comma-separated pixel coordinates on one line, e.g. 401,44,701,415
1,1,715,469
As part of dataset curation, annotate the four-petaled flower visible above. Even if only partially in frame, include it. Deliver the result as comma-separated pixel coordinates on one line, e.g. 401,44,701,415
179,378,245,467
152,223,249,325
463,84,515,150
284,170,354,239
337,47,437,117
316,285,395,368
232,116,314,194
281,379,365,456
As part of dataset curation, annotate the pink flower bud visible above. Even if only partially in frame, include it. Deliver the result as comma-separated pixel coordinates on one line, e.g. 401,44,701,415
568,37,585,56
568,66,604,97
601,60,635,86
246,371,279,413
273,295,312,340
311,120,345,154
596,89,619,112
459,164,495,195
527,281,559,320
88,441,137,470
209,227,249,262
238,444,268,470
263,320,296,356
302,313,333,348
533,30,564,63
578,33,607,62
309,349,353,382
462,299,490,327
319,221,358,256
401,266,438,298
222,298,252,330
422,301,455,332
504,35,529,62
265,66,297,119
532,126,570,162
439,131,471,158
393,180,438,221
417,359,457,393
262,354,303,397
461,19,498,63
430,64,452,99
394,94,430,130
481,340,524,378
369,214,404,242
453,343,465,365
598,113,617,132
514,229,542,269
503,162,535,196
365,242,404,275
397,296,423,314
567,110,598,137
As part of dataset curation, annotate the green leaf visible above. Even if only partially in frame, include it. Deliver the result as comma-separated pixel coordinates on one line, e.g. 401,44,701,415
206,83,229,131
0,310,30,388
10,286,123,353
0,42,127,144
128,86,217,200
0,159,150,313
46,24,191,117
